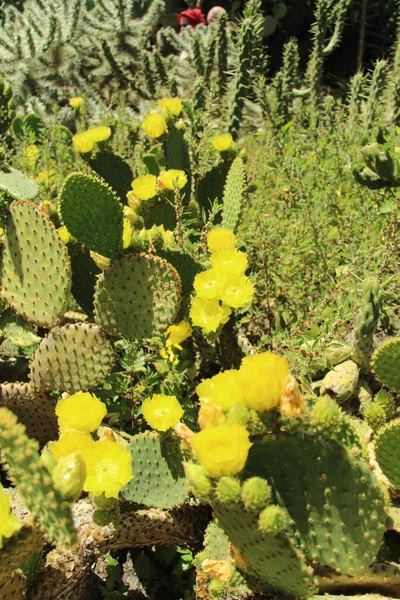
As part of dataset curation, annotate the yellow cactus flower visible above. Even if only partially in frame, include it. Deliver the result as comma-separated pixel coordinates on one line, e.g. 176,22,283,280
158,169,187,191
55,392,107,433
86,125,111,143
0,227,3,237
36,170,55,185
161,227,175,248
196,370,246,412
57,226,72,244
131,174,158,201
279,374,305,417
201,559,233,583
51,453,86,500
83,439,133,498
198,400,226,429
193,268,227,301
191,424,251,478
211,134,233,152
73,131,94,153
207,228,237,254
0,485,21,548
69,96,84,109
122,217,132,249
90,251,111,270
141,110,166,138
157,97,183,116
142,394,184,431
48,431,94,461
24,144,40,167
190,297,231,334
123,205,139,224
238,352,289,412
220,275,254,308
210,249,248,275
166,320,192,347
126,191,141,211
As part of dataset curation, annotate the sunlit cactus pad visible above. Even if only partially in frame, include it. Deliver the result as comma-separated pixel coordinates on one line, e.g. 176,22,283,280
375,418,400,489
59,173,123,258
121,431,188,509
94,253,181,340
29,324,116,393
371,338,400,392
0,169,39,200
0,200,70,327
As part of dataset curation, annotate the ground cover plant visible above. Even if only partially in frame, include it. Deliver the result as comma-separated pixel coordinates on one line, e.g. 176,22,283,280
1,0,400,599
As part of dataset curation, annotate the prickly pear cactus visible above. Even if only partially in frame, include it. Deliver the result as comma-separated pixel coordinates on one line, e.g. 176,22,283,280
361,142,396,183
121,430,188,509
94,253,181,339
352,278,382,371
221,157,246,232
319,360,359,403
89,151,133,202
0,201,71,327
59,173,123,259
0,169,39,200
375,419,400,489
371,338,400,392
29,323,116,393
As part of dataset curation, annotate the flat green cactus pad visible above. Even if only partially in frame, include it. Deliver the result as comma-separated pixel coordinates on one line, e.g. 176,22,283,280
121,431,188,509
221,157,246,232
245,427,386,574
29,324,116,393
89,151,133,202
94,253,181,340
0,201,71,327
375,419,400,489
0,169,39,200
372,338,400,392
0,309,41,347
68,243,101,316
59,173,123,258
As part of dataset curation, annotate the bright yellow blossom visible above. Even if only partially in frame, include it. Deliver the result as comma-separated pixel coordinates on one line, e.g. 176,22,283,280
238,352,289,412
48,431,94,461
24,144,40,167
220,275,254,308
207,228,236,254
55,392,107,433
51,453,86,500
211,134,233,152
122,218,132,249
190,297,231,334
166,320,192,347
191,424,251,478
193,268,228,301
210,249,248,275
36,170,55,185
158,169,187,191
83,439,133,498
142,394,183,431
141,111,166,138
198,400,226,429
86,125,111,143
73,131,94,153
57,226,72,245
196,370,246,412
131,174,158,200
157,97,182,116
0,485,21,548
0,228,3,237
69,97,84,109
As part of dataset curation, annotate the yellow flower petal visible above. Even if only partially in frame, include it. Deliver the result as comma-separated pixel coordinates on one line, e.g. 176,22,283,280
86,125,111,142
209,249,248,275
57,226,72,244
193,268,228,301
158,169,187,191
0,485,21,548
220,274,254,308
190,298,231,334
55,392,107,433
211,134,233,152
196,370,246,412
73,131,94,153
48,431,94,461
191,424,251,477
69,97,84,109
207,228,236,254
157,97,182,116
166,320,192,346
238,352,289,412
142,394,183,431
131,174,158,201
141,111,166,138
83,439,133,498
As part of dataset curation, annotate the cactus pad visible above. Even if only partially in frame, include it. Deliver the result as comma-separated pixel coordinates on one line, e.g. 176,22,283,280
59,173,123,258
371,338,400,392
221,157,246,232
68,243,101,316
121,431,188,509
375,419,400,489
0,201,71,327
0,169,39,200
94,253,181,339
29,324,116,393
89,151,133,202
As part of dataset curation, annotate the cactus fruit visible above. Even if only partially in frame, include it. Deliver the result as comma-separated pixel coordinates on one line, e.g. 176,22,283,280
324,341,353,365
241,477,272,512
0,408,77,546
372,338,400,392
59,173,123,259
89,151,133,202
319,360,359,403
352,278,383,370
361,142,396,182
375,419,400,489
374,388,395,419
221,157,247,232
215,476,242,504
94,253,181,340
258,504,288,535
0,169,39,200
363,402,386,433
121,431,188,509
29,324,116,393
0,201,71,327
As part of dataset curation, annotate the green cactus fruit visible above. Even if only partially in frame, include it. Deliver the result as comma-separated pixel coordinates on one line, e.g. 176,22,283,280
94,253,181,340
372,338,400,392
221,157,246,232
241,477,272,512
375,419,400,489
352,278,382,371
29,323,116,393
59,173,123,258
68,243,101,317
0,169,39,200
208,578,224,596
0,408,77,546
0,382,57,447
258,504,288,535
325,341,353,365
0,201,71,327
51,453,86,500
216,477,242,504
362,142,395,182
184,462,212,499
121,431,188,509
0,309,41,348
245,424,386,574
374,388,395,419
363,402,386,433
319,360,359,403
312,395,342,422
89,151,133,202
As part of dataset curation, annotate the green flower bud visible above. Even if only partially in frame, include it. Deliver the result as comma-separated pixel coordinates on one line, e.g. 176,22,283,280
374,389,395,419
184,462,212,498
208,578,225,597
258,505,288,535
363,403,386,433
215,476,241,504
312,395,341,423
325,342,353,365
241,477,272,512
51,453,86,500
